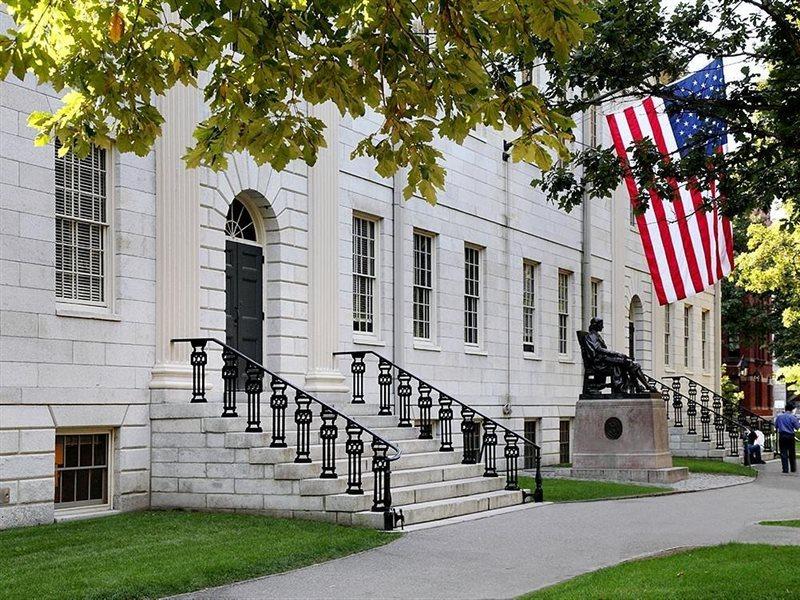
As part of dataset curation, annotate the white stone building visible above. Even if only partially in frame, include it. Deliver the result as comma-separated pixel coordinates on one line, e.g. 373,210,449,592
0,53,721,528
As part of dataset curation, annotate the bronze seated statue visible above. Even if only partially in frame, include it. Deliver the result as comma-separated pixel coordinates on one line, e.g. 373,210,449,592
577,317,655,396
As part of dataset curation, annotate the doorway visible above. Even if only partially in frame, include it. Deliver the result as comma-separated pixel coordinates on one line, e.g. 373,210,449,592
225,198,264,384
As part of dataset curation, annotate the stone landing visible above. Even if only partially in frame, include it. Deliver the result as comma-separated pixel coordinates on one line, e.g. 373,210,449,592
571,393,688,484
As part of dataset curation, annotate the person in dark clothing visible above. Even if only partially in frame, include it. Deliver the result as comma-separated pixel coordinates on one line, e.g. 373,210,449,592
775,402,800,474
745,429,765,465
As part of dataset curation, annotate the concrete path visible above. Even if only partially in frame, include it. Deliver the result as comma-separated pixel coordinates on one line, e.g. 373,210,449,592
180,463,800,600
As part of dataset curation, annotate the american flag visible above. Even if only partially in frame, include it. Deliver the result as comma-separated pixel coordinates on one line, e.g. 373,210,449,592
606,59,734,305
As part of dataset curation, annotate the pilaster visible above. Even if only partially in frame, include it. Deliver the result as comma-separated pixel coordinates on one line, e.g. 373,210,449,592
305,102,348,393
149,85,201,399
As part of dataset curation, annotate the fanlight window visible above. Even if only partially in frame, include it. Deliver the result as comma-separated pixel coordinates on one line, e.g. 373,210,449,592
225,198,257,242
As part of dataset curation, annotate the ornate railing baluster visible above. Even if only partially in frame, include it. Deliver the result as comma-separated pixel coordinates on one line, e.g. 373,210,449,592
763,422,773,453
320,407,339,478
460,406,478,464
189,340,207,403
245,361,263,432
482,421,498,477
504,431,520,491
533,449,544,502
712,393,725,449
371,438,391,512
728,423,740,457
269,377,288,448
345,421,364,494
377,358,393,415
294,392,313,463
699,388,711,442
671,377,683,427
221,347,238,417
438,393,454,452
396,369,412,427
686,380,697,434
350,352,366,404
417,381,433,440
656,380,670,421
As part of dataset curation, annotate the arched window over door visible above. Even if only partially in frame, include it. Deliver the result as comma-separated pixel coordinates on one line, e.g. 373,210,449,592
225,197,263,386
628,295,644,361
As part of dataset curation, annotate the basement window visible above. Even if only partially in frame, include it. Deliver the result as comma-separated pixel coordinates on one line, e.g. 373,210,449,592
54,432,111,508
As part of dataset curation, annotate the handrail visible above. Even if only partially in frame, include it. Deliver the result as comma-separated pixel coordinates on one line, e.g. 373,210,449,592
174,337,403,464
334,350,541,452
669,375,773,428
334,349,544,502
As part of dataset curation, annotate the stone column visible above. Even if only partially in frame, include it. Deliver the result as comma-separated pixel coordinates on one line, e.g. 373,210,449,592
305,102,347,393
149,85,201,399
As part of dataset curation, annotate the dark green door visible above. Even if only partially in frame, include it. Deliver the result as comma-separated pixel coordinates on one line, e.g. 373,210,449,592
226,240,264,386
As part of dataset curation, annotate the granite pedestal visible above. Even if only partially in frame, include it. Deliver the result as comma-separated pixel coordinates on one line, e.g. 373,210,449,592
571,392,688,484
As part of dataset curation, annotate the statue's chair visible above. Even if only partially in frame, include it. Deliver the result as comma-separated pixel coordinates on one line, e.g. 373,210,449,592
576,330,614,395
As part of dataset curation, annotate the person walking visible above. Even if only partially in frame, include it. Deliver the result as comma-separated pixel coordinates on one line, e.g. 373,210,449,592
775,402,800,474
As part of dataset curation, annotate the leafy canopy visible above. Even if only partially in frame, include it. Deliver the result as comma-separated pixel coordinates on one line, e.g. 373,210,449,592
0,0,597,202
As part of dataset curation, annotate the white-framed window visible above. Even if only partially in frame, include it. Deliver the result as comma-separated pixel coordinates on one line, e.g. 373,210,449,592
590,279,601,319
55,139,111,306
684,305,693,369
54,431,112,509
352,214,378,335
558,270,572,355
413,230,436,341
523,261,537,353
464,244,482,347
701,309,710,371
664,305,672,366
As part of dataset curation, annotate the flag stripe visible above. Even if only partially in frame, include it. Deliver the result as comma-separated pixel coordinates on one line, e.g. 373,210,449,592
643,98,706,295
606,113,669,305
623,106,687,302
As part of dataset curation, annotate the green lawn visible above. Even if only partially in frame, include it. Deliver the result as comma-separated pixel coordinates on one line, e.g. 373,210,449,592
521,543,800,599
760,519,800,528
520,476,669,503
0,511,394,600
672,456,756,477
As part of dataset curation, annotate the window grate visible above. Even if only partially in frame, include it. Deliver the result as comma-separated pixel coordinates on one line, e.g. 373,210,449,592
55,139,107,303
464,245,480,345
352,216,376,333
523,262,536,353
413,232,434,340
54,433,109,507
523,420,538,469
559,420,571,464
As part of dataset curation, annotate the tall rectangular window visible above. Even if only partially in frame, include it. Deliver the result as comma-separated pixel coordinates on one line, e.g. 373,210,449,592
559,420,571,464
590,279,601,319
413,231,434,340
701,310,709,371
523,261,537,353
664,305,672,365
523,420,538,469
352,215,377,333
55,139,108,304
558,271,571,355
684,306,692,368
54,433,110,507
464,245,481,346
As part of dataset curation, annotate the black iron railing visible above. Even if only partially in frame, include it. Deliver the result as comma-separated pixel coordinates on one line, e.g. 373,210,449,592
334,351,544,502
668,376,775,454
644,374,748,459
173,338,402,515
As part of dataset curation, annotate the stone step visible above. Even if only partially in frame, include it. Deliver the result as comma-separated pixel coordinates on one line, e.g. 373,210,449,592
203,412,405,433
324,475,507,512
272,449,464,480
222,425,422,448
351,489,525,528
249,437,442,464
298,462,485,496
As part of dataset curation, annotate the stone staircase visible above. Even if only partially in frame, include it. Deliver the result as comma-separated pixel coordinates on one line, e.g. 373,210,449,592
151,401,525,528
157,340,540,529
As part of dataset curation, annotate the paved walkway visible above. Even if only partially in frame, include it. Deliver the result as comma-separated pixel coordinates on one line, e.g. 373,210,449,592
180,463,800,600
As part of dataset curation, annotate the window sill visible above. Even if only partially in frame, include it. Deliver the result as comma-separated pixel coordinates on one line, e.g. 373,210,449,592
523,352,542,361
557,356,575,364
664,366,675,373
352,336,386,348
55,506,117,523
413,340,441,352
56,306,120,321
465,346,488,357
